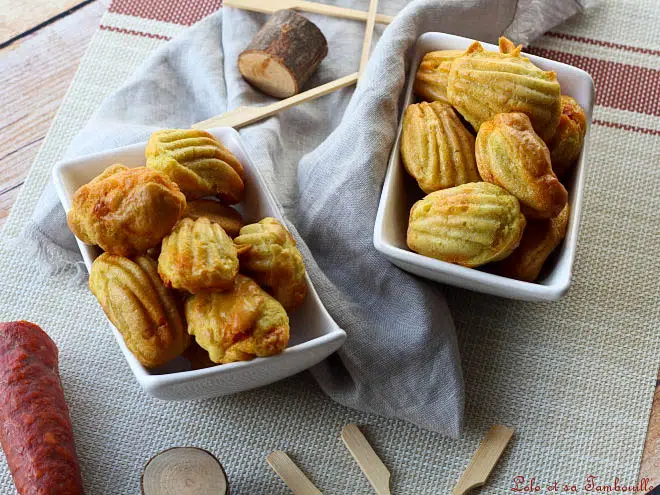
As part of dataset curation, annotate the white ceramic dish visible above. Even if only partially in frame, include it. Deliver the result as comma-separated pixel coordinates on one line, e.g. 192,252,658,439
53,127,346,400
374,32,594,301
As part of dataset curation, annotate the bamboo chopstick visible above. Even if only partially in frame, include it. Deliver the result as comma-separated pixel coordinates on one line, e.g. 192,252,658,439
452,425,515,495
267,450,323,495
194,0,388,129
341,424,390,495
358,0,379,77
223,0,394,25
193,72,358,129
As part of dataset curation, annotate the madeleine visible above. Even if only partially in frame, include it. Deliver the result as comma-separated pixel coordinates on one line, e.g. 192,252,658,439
185,275,290,364
476,112,568,219
498,36,522,55
413,49,465,104
497,204,570,281
184,199,243,237
447,41,562,141
158,217,239,294
234,217,307,312
547,95,587,178
407,182,526,268
67,165,186,257
89,254,189,368
146,129,245,203
400,101,480,194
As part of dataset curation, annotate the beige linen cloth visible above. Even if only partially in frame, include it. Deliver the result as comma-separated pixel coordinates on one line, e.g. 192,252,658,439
1,0,658,493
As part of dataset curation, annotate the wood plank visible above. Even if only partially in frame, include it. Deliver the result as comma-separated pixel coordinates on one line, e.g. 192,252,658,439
638,370,660,493
0,185,21,230
0,1,105,229
0,0,92,45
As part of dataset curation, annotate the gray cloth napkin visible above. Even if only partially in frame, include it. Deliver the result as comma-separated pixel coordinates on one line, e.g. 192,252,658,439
19,0,584,438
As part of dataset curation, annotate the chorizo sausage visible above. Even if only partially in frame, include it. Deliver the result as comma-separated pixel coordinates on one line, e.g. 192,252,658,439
0,321,84,495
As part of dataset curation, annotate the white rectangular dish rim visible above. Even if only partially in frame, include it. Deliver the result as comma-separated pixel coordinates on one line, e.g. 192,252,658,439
52,127,346,400
374,32,595,302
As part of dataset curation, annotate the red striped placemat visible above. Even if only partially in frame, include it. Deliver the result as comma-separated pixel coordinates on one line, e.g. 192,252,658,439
0,1,656,493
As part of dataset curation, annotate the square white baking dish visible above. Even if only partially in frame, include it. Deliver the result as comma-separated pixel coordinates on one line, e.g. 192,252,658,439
374,32,594,302
53,127,346,400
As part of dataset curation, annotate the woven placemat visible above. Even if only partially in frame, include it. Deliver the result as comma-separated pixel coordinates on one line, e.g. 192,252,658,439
1,0,658,493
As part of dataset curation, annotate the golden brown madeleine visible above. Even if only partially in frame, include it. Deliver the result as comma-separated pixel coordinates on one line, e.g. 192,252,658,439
145,129,245,203
547,95,587,178
67,165,186,257
413,49,465,104
407,182,526,268
498,36,522,55
182,340,218,370
234,217,307,312
88,163,129,182
447,41,562,141
400,101,480,194
185,274,290,364
158,217,239,294
89,253,189,368
496,204,570,281
184,199,243,237
476,113,568,219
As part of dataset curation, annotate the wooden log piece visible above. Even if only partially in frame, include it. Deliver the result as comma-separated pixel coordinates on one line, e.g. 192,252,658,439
141,447,229,495
238,9,328,98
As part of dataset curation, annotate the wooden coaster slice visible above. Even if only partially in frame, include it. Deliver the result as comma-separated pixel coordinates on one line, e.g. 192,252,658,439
141,447,229,495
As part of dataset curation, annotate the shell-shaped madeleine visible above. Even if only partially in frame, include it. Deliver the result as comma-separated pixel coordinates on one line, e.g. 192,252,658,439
413,49,465,104
182,340,217,370
407,182,526,268
184,199,243,237
447,41,562,141
89,254,189,368
67,165,186,257
496,204,569,281
498,36,522,55
476,113,568,219
158,217,239,294
234,217,307,312
185,274,290,364
146,129,245,203
400,101,480,193
548,95,587,178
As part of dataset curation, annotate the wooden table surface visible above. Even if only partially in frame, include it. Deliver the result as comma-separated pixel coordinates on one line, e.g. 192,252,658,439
0,1,657,490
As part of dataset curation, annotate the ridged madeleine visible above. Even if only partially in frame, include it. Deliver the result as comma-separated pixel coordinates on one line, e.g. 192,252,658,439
185,274,290,364
182,340,217,370
89,254,189,368
400,101,480,193
413,49,465,104
407,182,526,267
234,217,307,312
447,41,562,141
496,204,569,281
146,129,245,203
184,199,243,237
498,36,522,55
67,165,186,257
476,113,568,219
548,95,587,178
158,217,239,294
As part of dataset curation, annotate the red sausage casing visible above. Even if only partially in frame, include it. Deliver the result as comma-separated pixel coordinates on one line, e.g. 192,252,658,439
0,321,84,495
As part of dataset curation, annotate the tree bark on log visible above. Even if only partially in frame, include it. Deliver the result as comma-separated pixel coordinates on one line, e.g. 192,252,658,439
238,9,328,98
